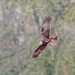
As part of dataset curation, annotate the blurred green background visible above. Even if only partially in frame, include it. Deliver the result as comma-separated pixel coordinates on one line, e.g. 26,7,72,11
0,0,75,75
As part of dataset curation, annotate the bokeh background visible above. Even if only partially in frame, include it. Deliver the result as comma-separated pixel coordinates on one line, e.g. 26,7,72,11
0,0,75,75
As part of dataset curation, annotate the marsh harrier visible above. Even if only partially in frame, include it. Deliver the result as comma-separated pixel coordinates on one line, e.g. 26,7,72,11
33,16,58,58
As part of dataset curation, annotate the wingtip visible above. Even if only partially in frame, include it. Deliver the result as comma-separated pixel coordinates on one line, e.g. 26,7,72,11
43,16,51,24
45,16,51,20
32,55,38,58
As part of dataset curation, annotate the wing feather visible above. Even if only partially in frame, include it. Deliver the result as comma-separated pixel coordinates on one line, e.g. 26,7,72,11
41,16,51,42
33,42,47,58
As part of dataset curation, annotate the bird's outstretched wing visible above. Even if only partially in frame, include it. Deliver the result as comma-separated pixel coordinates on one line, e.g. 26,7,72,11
49,33,58,45
41,16,51,43
33,42,47,58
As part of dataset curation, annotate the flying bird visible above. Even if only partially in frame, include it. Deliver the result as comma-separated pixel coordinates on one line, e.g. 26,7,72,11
33,16,58,58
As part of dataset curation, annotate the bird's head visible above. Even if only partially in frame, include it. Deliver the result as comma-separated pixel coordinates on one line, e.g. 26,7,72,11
50,38,54,42
51,38,54,42
49,33,58,45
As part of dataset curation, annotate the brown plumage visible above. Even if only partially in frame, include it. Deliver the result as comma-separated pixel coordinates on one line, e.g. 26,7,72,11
33,16,58,58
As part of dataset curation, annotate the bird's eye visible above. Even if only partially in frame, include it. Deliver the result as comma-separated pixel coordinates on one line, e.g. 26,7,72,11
51,39,54,42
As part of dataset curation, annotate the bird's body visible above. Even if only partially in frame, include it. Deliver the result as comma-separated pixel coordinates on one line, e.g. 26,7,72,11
33,16,58,58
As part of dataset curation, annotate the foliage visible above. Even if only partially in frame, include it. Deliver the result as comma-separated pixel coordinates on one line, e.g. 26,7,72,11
0,0,75,75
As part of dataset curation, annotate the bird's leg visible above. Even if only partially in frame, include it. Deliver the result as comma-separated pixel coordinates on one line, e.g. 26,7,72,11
39,41,42,45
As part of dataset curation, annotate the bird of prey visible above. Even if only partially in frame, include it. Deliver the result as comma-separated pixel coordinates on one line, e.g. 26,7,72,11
33,16,58,58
